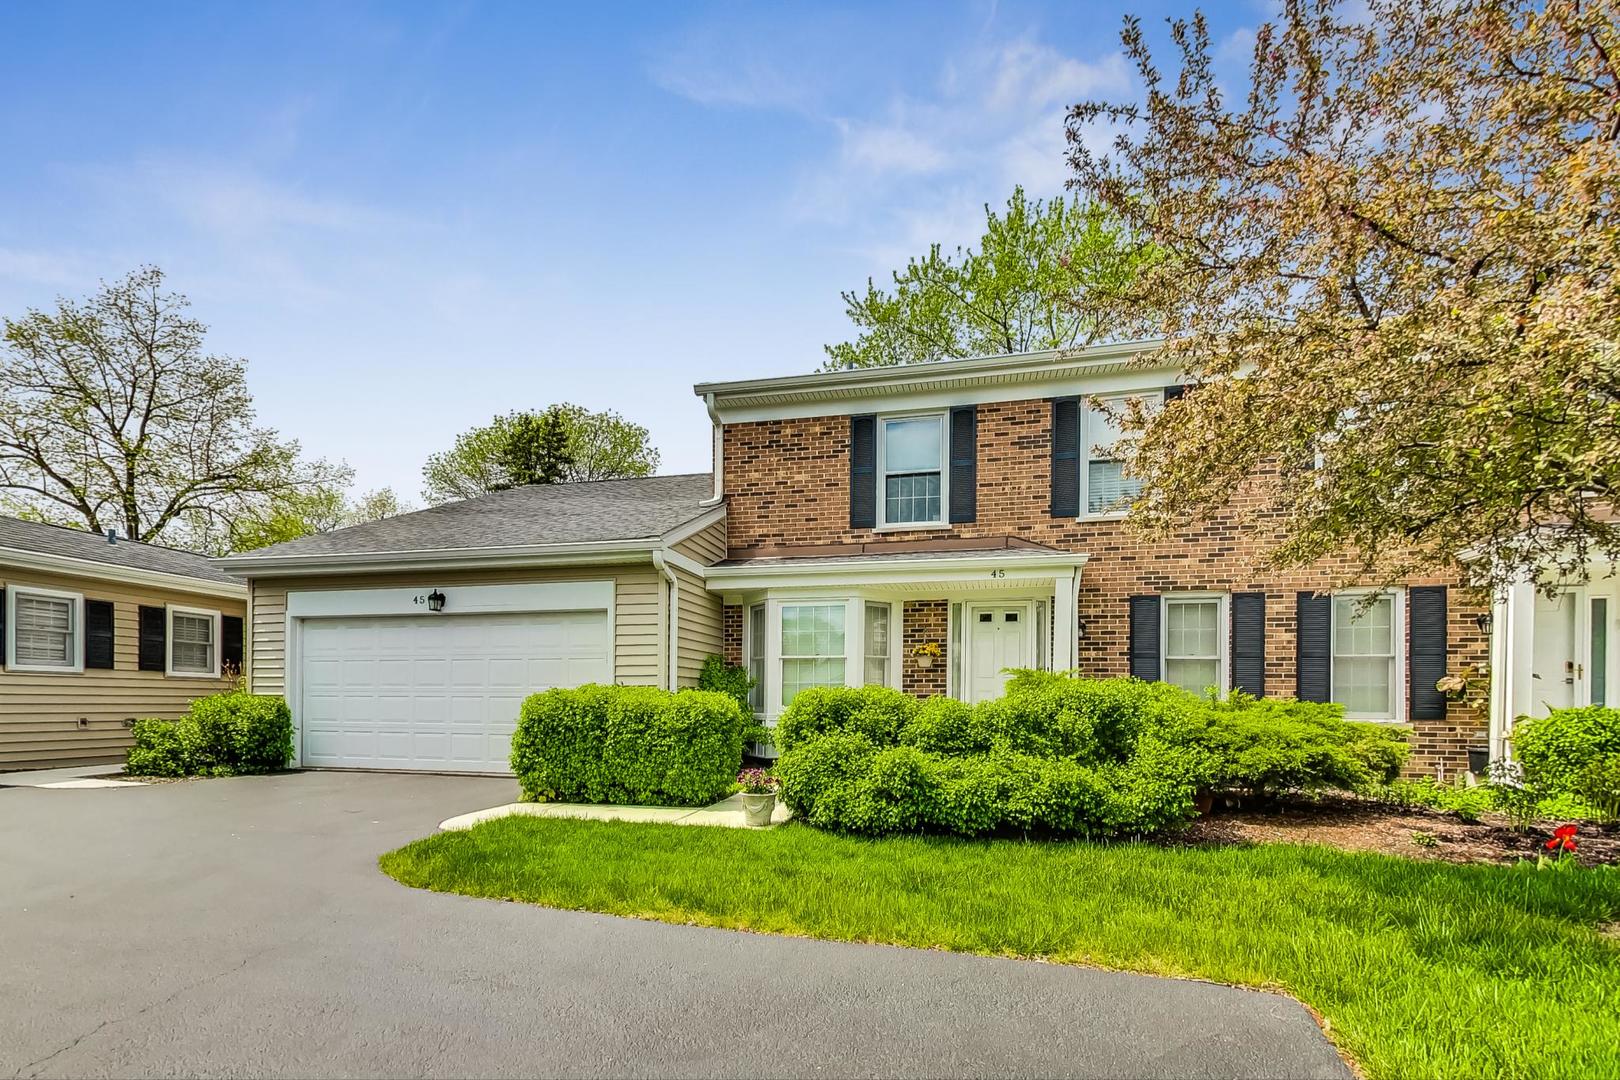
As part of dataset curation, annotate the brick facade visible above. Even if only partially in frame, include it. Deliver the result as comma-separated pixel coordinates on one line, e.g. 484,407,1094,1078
721,398,1489,777
723,603,743,666
902,600,949,697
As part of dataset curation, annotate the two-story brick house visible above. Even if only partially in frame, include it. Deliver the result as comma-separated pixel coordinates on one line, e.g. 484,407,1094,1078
696,340,1490,777
224,338,1597,781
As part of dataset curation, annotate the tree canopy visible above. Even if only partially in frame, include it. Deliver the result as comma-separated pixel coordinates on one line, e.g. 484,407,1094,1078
224,485,413,554
1067,0,1620,592
421,404,659,504
0,267,349,547
822,187,1155,369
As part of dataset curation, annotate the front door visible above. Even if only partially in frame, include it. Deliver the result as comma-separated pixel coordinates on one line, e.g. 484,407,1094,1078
967,605,1029,703
1530,590,1581,714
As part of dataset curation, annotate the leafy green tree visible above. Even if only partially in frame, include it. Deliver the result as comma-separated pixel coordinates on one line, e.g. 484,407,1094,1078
225,485,413,553
421,405,659,504
0,267,349,546
1066,0,1620,592
823,187,1155,370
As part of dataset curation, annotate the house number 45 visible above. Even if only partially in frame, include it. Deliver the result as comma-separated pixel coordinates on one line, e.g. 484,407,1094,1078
988,569,1006,578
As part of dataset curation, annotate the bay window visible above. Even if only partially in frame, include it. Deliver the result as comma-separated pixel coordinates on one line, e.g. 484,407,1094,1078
1332,593,1397,719
780,603,846,707
746,604,766,713
863,602,891,686
879,415,944,526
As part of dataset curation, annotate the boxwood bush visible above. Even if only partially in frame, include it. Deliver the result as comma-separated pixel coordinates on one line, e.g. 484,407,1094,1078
774,674,1409,839
511,684,748,806
126,692,293,777
1510,706,1620,821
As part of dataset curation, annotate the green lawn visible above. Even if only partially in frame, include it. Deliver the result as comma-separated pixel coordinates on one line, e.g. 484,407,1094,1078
381,817,1620,1080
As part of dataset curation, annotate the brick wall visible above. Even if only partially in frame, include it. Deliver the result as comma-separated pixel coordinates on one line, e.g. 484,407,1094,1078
902,600,949,696
723,604,743,666
723,399,1489,777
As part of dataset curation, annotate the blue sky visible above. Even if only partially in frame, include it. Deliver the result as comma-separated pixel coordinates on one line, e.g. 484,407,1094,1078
0,0,1264,502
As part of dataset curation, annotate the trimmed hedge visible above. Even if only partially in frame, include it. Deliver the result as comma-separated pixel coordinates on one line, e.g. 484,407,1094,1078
1511,706,1620,821
511,684,748,806
126,692,293,777
774,674,1409,839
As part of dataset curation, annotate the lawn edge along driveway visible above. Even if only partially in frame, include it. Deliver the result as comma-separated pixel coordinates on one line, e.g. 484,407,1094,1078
380,815,1620,1080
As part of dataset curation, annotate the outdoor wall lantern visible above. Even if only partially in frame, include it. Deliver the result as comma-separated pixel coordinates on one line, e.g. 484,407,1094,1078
427,589,447,613
1474,611,1492,634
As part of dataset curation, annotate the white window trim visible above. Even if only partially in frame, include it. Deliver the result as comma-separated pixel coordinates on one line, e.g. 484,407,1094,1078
744,602,766,716
4,584,85,675
876,411,949,531
776,599,855,710
1078,393,1155,521
1160,592,1229,696
1330,587,1406,722
166,603,222,679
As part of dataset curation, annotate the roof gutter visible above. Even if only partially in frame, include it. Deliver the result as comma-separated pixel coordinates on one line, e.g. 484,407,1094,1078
215,537,667,577
0,545,247,601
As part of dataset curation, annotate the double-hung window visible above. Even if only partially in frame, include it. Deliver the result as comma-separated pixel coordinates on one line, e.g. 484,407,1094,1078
746,604,766,713
879,414,945,527
780,603,846,707
1163,595,1223,693
7,587,82,673
1084,395,1154,516
168,606,220,678
1331,593,1398,719
863,602,891,687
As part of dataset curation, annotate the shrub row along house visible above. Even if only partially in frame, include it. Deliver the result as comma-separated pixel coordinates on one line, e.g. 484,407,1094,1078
8,341,1604,775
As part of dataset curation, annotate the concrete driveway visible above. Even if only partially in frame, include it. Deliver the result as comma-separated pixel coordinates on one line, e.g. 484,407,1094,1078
0,772,1351,1079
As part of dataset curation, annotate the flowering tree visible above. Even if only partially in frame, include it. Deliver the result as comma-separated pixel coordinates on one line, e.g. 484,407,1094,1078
1066,0,1620,592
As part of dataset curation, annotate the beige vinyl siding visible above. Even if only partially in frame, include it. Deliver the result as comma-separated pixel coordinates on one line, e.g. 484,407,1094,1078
246,563,663,697
0,567,244,770
674,565,723,686
671,517,727,564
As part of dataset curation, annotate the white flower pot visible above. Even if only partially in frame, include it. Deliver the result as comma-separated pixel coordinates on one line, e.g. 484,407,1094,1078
741,791,776,827
916,655,936,669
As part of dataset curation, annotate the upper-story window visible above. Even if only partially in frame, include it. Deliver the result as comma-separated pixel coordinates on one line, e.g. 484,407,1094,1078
1084,395,1155,516
880,414,945,527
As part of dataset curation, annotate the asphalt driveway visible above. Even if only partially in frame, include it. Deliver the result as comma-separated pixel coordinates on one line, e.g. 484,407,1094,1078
0,772,1351,1079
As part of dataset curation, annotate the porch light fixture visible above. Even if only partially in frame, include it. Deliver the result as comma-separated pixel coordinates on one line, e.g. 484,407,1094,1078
427,589,447,613
1474,611,1492,634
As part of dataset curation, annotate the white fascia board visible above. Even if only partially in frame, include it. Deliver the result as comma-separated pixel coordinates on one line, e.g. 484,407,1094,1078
216,538,661,578
659,504,727,548
0,545,247,601
703,552,1089,591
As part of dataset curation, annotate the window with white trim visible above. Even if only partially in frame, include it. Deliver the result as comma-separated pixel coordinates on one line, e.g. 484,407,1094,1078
168,606,220,677
1332,593,1397,719
1083,394,1155,516
780,603,846,707
746,603,766,713
879,414,945,526
8,588,82,672
863,602,891,687
1163,595,1222,693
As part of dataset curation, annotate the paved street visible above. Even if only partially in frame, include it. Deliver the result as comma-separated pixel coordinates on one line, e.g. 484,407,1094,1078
0,771,1350,1079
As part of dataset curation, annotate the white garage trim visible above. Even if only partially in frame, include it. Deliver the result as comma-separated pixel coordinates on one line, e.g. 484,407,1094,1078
283,581,615,770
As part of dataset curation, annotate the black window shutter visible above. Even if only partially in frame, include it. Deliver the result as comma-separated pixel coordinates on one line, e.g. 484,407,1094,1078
222,615,245,673
850,414,877,529
0,587,6,667
948,405,976,523
84,600,116,670
1230,592,1266,697
1050,397,1080,517
138,605,167,672
1409,586,1448,721
1163,384,1187,402
1296,592,1332,703
1128,595,1162,681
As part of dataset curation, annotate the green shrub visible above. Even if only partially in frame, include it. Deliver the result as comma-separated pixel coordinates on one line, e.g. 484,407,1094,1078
1571,753,1620,822
511,684,747,807
1511,706,1620,795
1183,695,1409,795
774,686,918,753
125,692,293,777
697,655,752,713
1371,778,1495,823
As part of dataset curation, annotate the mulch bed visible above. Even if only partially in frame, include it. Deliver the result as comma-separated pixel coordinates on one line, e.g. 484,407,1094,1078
1177,793,1620,867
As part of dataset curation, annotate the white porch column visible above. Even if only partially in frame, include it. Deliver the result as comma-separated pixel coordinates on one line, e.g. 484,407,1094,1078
1498,578,1537,757
1054,568,1079,672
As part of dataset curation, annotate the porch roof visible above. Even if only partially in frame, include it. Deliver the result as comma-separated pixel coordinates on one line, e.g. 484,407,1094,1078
704,540,1087,592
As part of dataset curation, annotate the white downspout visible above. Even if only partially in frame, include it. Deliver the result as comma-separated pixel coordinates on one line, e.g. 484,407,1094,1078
652,551,679,690
700,392,724,506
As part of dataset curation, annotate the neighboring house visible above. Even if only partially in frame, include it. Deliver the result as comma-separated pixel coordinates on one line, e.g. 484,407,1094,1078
215,474,726,774
0,517,247,771
696,340,1489,778
219,341,1497,779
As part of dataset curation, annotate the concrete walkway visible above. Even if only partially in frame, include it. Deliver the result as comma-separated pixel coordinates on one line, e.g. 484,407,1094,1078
0,763,143,788
440,790,791,831
0,771,1351,1079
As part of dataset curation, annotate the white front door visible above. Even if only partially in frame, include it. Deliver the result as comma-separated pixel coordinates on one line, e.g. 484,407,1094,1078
1530,591,1581,714
298,610,611,772
966,605,1029,703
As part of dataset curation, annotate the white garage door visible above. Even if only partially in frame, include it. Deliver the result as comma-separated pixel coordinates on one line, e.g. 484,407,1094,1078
298,611,611,773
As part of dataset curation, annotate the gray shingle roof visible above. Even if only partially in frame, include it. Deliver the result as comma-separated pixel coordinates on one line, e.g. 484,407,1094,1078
225,473,716,561
0,517,243,585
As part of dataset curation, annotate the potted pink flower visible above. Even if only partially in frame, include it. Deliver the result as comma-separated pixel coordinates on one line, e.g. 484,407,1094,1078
737,768,779,827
